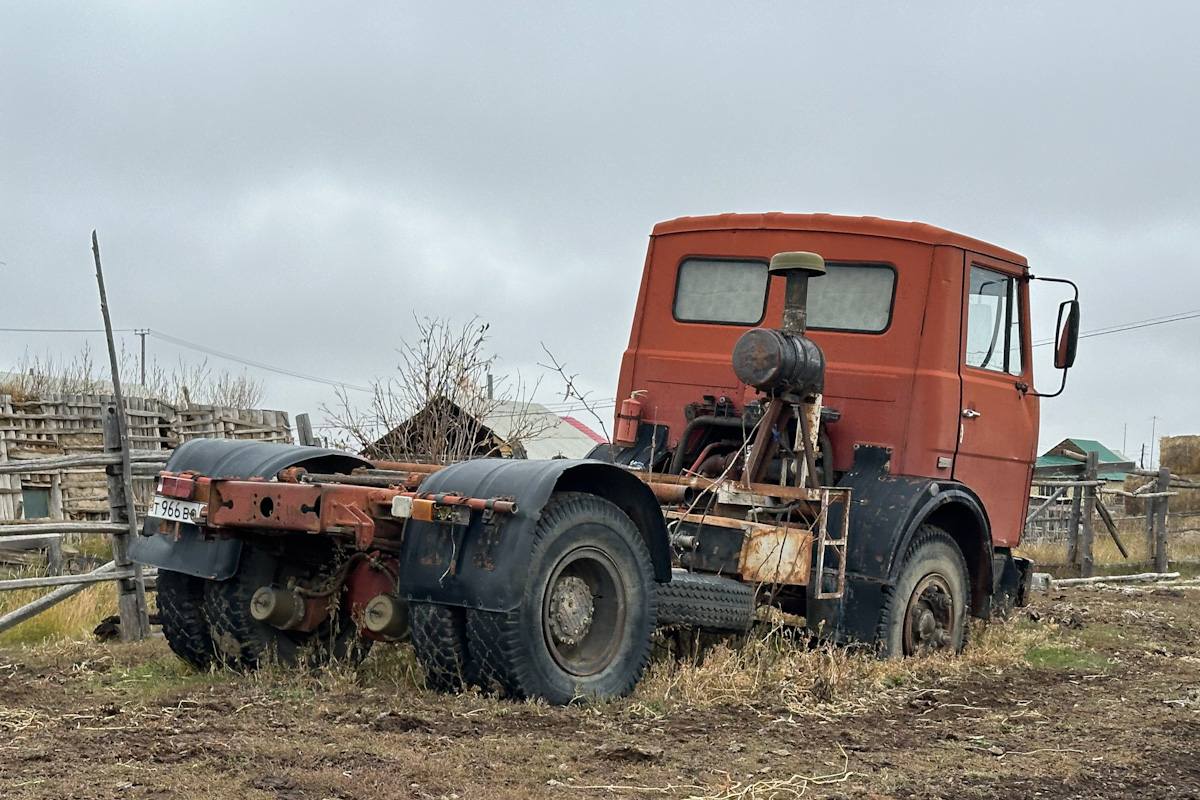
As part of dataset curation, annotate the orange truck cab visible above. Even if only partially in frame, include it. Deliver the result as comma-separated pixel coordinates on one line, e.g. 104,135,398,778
603,213,1079,644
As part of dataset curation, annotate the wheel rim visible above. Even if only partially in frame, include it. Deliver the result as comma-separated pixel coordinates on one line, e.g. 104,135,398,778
902,573,955,655
541,545,626,677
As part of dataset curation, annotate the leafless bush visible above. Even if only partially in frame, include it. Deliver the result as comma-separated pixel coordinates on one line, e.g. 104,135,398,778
0,344,264,408
323,316,544,462
539,344,611,444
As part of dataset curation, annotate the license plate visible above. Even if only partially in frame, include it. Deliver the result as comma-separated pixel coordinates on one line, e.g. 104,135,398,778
148,495,207,524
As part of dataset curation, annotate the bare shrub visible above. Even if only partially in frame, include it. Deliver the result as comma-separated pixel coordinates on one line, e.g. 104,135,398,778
323,316,544,462
0,344,264,408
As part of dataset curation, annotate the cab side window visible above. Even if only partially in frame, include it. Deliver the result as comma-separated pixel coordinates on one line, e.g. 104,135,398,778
966,266,1023,375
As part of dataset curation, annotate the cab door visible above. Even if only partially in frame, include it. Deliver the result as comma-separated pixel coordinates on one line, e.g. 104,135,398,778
951,254,1038,548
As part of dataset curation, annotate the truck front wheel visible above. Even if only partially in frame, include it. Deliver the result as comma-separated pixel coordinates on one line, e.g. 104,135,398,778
465,492,657,704
878,525,968,657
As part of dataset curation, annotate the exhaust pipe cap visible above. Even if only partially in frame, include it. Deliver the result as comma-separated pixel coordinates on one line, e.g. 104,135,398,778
363,594,410,640
250,586,305,630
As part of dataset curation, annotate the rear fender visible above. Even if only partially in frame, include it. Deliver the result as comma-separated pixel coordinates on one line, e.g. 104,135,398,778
399,459,670,613
129,439,372,580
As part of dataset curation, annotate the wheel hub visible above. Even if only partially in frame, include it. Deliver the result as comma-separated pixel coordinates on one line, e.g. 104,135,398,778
547,575,594,646
903,575,955,655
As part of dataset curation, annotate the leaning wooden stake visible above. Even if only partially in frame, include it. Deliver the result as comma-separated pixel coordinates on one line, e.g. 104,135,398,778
93,232,150,641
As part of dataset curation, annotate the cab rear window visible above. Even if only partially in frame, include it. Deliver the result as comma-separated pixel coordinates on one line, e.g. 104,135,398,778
672,258,769,325
673,258,895,332
807,263,895,333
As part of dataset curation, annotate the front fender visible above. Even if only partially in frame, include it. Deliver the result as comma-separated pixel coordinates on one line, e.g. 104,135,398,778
129,438,372,580
399,459,670,613
807,445,993,644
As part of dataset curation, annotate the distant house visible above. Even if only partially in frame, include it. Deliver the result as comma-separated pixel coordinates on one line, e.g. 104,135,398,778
1035,437,1135,486
367,397,605,463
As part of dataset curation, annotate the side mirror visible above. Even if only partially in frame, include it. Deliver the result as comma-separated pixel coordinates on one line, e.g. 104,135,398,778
1054,299,1080,370
1028,274,1080,399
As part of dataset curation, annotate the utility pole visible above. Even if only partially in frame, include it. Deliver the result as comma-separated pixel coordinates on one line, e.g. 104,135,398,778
1151,416,1162,469
135,329,150,387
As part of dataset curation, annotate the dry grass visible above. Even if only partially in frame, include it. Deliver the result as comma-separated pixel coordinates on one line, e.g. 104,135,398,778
0,580,117,647
1018,524,1200,575
631,619,1050,717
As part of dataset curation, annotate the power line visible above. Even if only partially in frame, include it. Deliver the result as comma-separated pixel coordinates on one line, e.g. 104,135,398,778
0,327,136,333
145,330,375,393
1033,308,1200,347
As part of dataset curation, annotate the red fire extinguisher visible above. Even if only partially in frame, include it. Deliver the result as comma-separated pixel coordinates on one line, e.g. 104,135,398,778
614,390,646,448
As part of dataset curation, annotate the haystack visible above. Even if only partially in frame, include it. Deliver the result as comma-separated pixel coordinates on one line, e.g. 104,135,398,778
1159,435,1200,477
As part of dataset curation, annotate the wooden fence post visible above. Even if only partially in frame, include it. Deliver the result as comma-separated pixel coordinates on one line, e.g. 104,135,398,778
1079,451,1098,578
103,404,150,640
296,413,317,447
1066,483,1083,567
1145,485,1156,557
1154,466,1170,573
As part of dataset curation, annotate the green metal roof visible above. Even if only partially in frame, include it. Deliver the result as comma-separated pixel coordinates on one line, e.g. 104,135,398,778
1036,438,1133,480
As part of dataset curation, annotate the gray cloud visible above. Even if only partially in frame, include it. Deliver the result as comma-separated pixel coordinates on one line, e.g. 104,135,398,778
3,1,1199,462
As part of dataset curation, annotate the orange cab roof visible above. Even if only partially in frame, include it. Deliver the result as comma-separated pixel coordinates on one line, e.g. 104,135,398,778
652,213,1027,266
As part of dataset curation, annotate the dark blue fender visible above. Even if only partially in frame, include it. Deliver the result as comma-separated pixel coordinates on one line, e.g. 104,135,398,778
399,459,672,613
807,445,994,646
129,438,372,580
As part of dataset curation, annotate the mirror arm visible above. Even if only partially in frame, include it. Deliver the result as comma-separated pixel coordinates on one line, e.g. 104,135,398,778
1029,370,1069,399
1029,274,1079,301
1028,274,1080,398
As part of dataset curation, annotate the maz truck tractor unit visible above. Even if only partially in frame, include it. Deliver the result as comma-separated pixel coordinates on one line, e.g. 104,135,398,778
134,212,1080,704
601,212,1080,654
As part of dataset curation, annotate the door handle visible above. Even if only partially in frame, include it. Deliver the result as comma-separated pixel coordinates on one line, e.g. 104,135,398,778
961,409,981,419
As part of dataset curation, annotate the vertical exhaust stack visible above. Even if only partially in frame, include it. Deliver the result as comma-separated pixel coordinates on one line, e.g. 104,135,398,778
732,252,827,395
775,250,826,337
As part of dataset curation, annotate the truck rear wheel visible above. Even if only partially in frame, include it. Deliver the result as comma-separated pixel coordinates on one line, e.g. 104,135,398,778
156,569,215,669
204,544,369,670
464,492,656,704
410,602,476,692
878,525,968,657
657,569,756,633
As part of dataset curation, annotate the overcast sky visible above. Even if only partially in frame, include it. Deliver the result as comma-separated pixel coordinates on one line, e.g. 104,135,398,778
3,2,1199,465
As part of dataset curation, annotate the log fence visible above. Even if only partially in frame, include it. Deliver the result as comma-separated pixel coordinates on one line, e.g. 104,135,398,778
1026,449,1181,577
0,404,169,637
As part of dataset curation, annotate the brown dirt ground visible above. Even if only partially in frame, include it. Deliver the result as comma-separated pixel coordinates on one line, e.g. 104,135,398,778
1,585,1198,800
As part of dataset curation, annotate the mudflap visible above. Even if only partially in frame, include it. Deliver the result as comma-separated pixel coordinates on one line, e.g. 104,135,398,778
399,458,671,614
129,523,242,581
129,438,371,581
990,551,1033,617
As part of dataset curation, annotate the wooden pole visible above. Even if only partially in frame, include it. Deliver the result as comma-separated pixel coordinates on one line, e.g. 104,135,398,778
0,564,147,590
1094,499,1130,559
93,232,150,641
1026,485,1068,526
1080,451,1098,578
1066,482,1083,567
1154,466,1170,573
1145,481,1156,557
0,521,130,536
